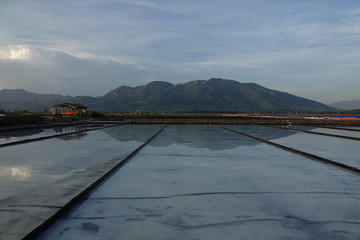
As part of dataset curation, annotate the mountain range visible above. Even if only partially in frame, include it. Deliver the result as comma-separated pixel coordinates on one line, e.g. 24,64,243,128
329,99,360,110
0,78,334,112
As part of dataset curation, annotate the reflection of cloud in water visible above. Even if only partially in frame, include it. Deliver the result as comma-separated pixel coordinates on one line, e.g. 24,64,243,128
0,166,31,180
101,125,299,151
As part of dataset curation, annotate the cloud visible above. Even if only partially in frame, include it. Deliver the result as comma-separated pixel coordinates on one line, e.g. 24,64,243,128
0,45,34,61
0,46,153,96
0,0,360,103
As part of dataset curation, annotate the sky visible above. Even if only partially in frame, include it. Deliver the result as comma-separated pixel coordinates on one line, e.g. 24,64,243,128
0,0,359,104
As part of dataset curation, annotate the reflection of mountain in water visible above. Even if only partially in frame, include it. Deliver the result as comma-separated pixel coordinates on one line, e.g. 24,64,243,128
53,125,93,134
101,125,302,151
53,126,90,141
0,125,93,142
101,125,163,143
229,126,310,141
150,126,259,150
56,132,87,140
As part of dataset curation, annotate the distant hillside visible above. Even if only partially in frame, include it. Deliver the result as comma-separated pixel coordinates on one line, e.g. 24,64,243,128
329,99,360,110
96,78,334,112
0,78,335,112
0,89,96,111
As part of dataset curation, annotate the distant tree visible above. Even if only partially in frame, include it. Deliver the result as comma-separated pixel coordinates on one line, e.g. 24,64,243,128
90,111,105,118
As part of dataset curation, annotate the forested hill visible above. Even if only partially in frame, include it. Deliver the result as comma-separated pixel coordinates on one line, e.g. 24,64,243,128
0,78,334,112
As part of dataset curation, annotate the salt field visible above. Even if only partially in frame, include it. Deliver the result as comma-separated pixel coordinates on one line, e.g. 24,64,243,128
0,125,102,145
229,126,360,169
290,126,360,139
0,125,359,240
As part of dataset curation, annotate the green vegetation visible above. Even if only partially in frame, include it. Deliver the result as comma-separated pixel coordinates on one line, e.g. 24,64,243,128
0,78,335,113
96,78,334,112
89,111,105,118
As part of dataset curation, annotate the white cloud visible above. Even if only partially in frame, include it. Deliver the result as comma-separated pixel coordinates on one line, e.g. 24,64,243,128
0,45,34,61
1,0,360,103
0,46,154,96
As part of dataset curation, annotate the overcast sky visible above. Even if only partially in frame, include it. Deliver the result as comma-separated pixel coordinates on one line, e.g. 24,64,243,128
1,0,359,104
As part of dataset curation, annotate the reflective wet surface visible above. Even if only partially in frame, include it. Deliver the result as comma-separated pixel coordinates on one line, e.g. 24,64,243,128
35,126,360,240
0,126,158,200
0,125,103,145
0,125,163,240
230,126,360,169
290,126,360,138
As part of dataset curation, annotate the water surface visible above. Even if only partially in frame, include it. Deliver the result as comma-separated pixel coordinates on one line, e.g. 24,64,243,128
37,125,360,240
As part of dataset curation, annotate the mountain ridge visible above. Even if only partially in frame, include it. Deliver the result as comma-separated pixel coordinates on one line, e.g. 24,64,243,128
0,78,334,112
329,99,360,110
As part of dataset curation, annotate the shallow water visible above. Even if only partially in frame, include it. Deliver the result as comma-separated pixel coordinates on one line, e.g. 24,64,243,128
36,125,360,240
292,126,360,138
230,125,360,169
0,125,102,145
0,125,163,201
